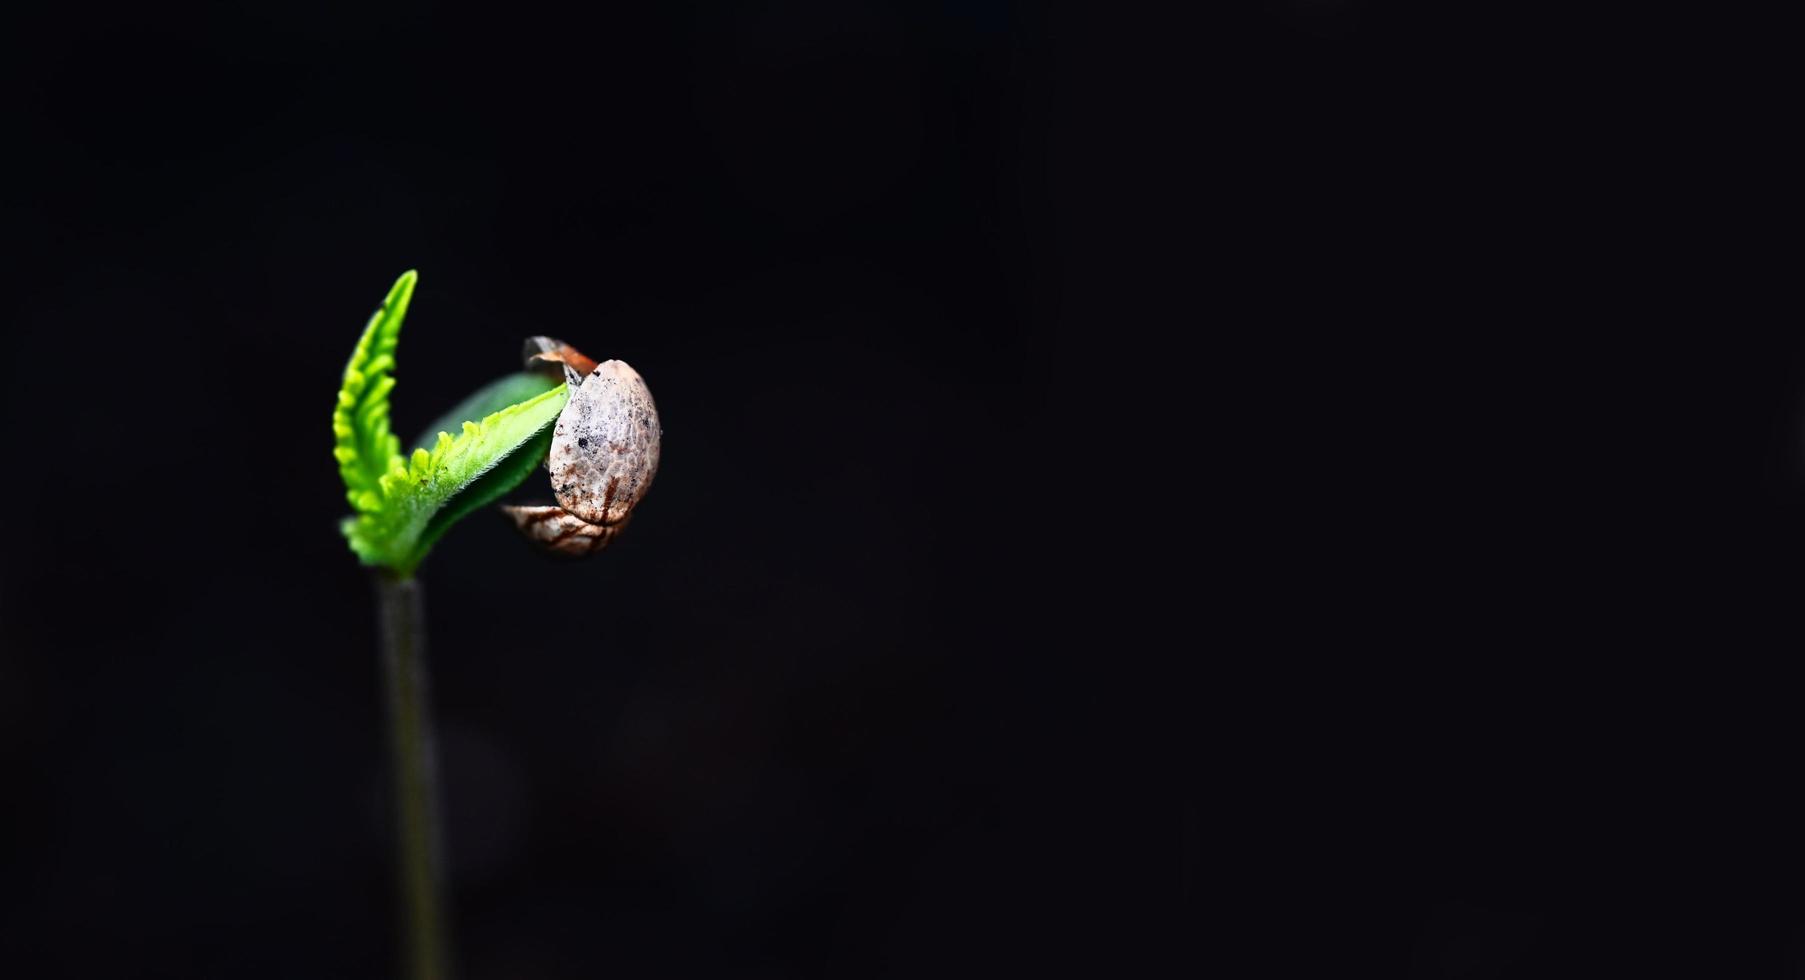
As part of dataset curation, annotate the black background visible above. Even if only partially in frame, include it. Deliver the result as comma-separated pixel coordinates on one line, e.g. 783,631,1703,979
1,1,1789,977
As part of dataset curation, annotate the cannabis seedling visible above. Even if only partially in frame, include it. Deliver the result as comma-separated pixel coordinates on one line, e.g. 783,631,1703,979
332,271,660,979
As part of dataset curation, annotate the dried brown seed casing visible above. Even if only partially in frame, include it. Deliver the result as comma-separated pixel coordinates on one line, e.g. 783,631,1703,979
502,505,626,557
500,339,661,557
548,359,661,528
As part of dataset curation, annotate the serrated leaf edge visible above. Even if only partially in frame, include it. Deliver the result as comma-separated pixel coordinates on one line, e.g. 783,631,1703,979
343,383,570,572
332,271,416,513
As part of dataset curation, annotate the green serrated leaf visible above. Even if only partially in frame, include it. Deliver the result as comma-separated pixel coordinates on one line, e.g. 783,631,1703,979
411,371,561,454
333,270,415,505
332,272,572,574
412,422,556,561
345,384,569,573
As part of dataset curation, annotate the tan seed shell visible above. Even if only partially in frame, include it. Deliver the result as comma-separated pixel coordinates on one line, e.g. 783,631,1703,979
548,359,661,527
501,505,626,557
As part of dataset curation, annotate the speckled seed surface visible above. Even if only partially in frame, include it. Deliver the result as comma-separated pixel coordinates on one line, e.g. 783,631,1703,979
548,359,661,527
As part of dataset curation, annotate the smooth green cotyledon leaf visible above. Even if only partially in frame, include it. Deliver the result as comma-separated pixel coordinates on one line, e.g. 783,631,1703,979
333,273,571,575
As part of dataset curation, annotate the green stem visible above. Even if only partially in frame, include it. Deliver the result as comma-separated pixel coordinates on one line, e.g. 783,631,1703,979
375,572,450,980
